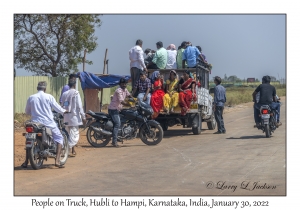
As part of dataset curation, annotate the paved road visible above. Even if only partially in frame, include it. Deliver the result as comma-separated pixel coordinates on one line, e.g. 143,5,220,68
14,100,286,196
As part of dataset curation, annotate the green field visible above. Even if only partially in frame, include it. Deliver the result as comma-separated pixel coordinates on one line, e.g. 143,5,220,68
223,84,286,106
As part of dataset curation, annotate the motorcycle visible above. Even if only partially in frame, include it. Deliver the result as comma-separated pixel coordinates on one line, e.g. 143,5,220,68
84,100,164,147
255,105,278,138
23,111,69,169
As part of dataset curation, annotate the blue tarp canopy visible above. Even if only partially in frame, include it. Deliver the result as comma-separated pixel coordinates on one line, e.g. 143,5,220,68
78,71,131,90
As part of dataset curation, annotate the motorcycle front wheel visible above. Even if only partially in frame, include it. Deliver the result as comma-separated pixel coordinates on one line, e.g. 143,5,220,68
59,133,69,165
139,122,163,145
29,139,44,170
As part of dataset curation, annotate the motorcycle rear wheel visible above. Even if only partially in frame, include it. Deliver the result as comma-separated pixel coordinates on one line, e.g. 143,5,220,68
29,139,44,170
265,125,271,138
86,126,111,147
139,123,163,145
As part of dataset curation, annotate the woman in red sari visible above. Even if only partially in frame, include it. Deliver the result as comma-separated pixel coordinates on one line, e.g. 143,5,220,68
178,70,197,115
150,71,165,119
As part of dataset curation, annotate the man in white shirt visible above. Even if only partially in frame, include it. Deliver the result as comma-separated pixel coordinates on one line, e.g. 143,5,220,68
166,44,177,69
61,79,86,155
22,81,68,168
129,39,147,93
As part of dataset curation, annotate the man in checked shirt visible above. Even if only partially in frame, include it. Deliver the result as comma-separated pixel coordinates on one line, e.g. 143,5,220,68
108,78,134,147
131,71,152,105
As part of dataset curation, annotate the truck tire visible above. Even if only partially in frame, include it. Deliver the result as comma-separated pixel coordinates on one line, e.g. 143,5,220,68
207,113,216,130
192,113,202,135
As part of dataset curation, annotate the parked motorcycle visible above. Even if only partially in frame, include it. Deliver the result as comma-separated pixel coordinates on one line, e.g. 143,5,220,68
23,111,69,169
255,105,277,138
84,100,164,147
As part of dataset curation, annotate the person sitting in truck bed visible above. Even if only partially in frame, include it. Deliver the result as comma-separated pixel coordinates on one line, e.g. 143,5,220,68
132,71,152,105
178,70,197,115
163,70,179,114
150,71,165,119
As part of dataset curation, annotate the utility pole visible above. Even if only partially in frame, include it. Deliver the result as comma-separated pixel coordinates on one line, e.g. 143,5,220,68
100,49,108,112
106,59,109,74
82,49,88,112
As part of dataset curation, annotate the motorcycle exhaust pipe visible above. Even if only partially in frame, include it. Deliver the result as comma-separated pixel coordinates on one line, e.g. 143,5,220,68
91,126,112,136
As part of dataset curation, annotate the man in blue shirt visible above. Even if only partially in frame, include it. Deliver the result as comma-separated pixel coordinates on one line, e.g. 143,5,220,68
182,42,203,68
213,76,226,134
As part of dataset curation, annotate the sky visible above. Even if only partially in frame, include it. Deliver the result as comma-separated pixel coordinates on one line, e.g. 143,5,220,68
15,14,286,81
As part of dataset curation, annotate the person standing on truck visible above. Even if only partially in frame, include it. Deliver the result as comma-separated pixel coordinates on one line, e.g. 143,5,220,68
182,42,204,69
163,70,179,114
166,44,177,69
176,42,187,69
178,70,196,115
129,39,147,91
132,71,152,105
144,48,158,69
213,76,226,134
148,41,167,70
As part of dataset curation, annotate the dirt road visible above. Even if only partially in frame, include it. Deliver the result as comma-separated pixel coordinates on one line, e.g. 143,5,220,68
14,98,286,196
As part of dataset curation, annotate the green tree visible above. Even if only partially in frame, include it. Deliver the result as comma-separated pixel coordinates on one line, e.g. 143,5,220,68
14,14,102,77
227,75,238,83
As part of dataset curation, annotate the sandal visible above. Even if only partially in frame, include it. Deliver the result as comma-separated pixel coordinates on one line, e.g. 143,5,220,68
21,162,28,168
54,164,65,168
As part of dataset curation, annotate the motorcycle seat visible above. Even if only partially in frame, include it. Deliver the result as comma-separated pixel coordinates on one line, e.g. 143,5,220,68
95,112,109,116
25,121,45,130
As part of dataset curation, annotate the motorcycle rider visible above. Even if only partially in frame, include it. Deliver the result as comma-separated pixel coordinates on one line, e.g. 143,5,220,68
252,76,277,128
22,81,68,168
108,78,134,148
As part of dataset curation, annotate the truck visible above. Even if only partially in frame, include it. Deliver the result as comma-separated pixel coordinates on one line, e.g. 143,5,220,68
147,60,216,135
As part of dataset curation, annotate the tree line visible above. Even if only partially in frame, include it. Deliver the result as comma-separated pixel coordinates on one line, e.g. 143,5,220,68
210,74,280,83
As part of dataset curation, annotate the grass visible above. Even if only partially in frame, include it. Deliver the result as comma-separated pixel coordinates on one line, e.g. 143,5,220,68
224,86,286,106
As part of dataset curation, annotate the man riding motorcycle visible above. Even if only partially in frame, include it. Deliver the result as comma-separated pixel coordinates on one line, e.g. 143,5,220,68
252,76,277,128
22,81,68,168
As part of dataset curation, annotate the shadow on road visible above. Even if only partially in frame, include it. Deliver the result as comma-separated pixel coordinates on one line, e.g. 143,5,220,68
163,129,210,138
226,135,271,140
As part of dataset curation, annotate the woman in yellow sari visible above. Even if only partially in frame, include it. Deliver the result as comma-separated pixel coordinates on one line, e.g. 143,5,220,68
163,70,179,114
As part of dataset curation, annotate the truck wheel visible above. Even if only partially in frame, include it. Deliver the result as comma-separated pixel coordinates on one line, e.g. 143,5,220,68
207,113,216,130
192,113,202,135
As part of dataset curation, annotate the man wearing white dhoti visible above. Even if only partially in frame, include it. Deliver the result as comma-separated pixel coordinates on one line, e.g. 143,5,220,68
22,81,67,168
61,79,86,156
